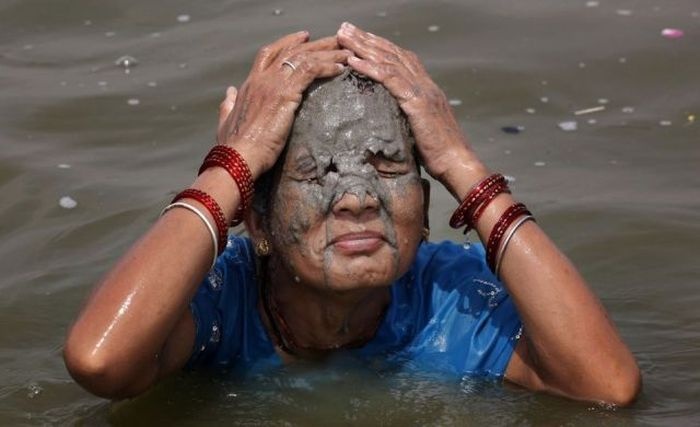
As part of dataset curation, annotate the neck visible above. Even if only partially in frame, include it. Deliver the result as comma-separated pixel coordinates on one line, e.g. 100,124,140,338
259,256,390,356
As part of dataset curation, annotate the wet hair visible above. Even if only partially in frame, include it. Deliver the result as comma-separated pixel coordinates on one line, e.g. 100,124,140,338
251,70,420,216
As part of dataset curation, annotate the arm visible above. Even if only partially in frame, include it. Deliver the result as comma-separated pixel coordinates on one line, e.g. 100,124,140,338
337,22,640,406
63,32,350,399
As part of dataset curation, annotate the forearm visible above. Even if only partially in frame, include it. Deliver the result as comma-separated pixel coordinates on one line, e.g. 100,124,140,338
444,151,640,403
64,167,240,396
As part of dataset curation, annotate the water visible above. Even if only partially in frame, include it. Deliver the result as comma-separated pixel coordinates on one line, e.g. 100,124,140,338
1,0,699,424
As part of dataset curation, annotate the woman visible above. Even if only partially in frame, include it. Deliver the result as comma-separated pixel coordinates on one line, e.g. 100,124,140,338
64,23,641,405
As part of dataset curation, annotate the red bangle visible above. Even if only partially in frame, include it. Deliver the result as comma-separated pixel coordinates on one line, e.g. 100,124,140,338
449,173,508,229
486,202,531,272
172,188,228,254
198,145,253,226
463,181,511,234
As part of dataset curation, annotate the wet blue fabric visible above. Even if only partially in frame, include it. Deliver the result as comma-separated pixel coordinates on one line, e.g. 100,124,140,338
187,235,522,378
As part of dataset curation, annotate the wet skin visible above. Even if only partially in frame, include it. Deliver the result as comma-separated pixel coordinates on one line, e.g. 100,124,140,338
264,73,426,292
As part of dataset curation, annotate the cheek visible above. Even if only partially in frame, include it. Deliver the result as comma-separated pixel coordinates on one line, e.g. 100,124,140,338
386,176,425,245
269,183,326,247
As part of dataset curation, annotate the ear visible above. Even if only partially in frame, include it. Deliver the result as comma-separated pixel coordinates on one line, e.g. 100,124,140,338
243,207,269,246
421,178,431,230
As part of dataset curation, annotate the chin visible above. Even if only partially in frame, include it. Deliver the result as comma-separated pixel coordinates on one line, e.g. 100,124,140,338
320,245,407,291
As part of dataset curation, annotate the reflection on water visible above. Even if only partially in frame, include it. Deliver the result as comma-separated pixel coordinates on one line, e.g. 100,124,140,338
1,0,699,424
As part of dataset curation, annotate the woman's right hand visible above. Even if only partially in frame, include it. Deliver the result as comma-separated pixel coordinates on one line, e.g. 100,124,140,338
218,32,351,180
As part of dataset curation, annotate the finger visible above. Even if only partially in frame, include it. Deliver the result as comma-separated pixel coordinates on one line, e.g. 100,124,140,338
254,31,310,70
346,56,417,104
218,86,237,131
292,35,339,53
282,49,351,77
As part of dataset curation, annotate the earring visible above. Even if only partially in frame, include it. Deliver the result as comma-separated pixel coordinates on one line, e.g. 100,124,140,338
255,239,271,256
422,227,430,242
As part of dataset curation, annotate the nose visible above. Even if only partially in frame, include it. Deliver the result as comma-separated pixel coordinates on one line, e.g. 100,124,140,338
331,188,380,218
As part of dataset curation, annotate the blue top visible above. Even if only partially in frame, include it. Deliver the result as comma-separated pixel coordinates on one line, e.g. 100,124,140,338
187,236,522,378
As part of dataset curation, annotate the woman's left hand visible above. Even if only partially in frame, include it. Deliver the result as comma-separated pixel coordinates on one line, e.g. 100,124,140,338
337,22,488,190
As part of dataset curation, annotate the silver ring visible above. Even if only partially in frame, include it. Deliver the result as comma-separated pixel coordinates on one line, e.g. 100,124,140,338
282,60,297,72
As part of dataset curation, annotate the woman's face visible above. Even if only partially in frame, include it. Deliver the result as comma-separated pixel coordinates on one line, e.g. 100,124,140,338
265,79,425,291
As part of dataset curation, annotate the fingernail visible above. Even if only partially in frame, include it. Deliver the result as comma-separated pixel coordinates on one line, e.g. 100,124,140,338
348,56,360,63
343,22,355,30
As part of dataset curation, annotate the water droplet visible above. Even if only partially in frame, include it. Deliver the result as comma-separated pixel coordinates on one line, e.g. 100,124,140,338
23,44,33,50
558,121,578,132
540,96,549,103
578,62,586,68
60,81,67,87
534,161,546,167
618,57,627,64
97,81,107,87
84,20,92,26
525,108,536,114
586,1,599,7
588,118,597,125
147,81,157,87
57,163,71,169
504,175,516,183
541,80,548,86
294,276,301,283
27,382,42,399
177,14,191,23
448,98,462,106
227,392,238,398
597,98,609,105
659,120,672,126
178,62,188,69
127,98,140,106
59,196,77,209
151,32,161,38
115,55,138,74
616,9,633,16
272,8,283,16
621,106,635,113
427,25,440,32
104,31,116,37
376,11,387,18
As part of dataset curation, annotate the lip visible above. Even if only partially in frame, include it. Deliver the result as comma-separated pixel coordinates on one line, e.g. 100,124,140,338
329,231,385,254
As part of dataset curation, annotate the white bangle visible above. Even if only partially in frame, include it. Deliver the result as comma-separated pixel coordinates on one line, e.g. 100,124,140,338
495,214,534,279
161,201,218,270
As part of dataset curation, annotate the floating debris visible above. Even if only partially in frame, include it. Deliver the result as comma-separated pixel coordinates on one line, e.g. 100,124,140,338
586,1,599,7
97,81,107,87
540,96,549,103
501,125,525,134
574,106,606,115
115,55,138,74
588,118,598,125
616,9,633,16
272,8,283,16
686,114,695,125
105,31,116,37
661,28,684,39
57,164,71,169
59,196,77,209
659,120,672,126
448,99,463,106
127,98,140,106
427,25,440,32
177,14,191,23
534,161,546,167
597,98,609,105
525,108,536,114
621,106,635,113
558,121,578,131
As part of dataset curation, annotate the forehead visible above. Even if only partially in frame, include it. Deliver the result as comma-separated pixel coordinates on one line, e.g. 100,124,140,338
285,75,413,161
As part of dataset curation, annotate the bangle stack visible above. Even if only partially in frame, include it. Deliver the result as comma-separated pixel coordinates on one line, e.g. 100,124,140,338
198,145,254,226
161,145,254,269
449,173,535,278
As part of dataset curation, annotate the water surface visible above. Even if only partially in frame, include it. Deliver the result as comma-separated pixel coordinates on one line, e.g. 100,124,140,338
1,0,699,425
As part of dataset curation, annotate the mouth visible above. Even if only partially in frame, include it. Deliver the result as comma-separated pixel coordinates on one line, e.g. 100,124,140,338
329,231,385,255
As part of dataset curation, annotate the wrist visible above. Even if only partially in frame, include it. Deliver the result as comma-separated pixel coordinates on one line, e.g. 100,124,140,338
432,148,491,201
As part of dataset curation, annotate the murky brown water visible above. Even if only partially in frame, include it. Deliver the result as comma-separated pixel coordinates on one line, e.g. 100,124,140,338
1,0,699,425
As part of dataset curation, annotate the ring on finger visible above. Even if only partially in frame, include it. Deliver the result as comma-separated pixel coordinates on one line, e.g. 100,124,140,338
282,60,297,72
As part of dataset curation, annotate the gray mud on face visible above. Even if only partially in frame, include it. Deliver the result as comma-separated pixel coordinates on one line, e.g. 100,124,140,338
270,71,419,286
